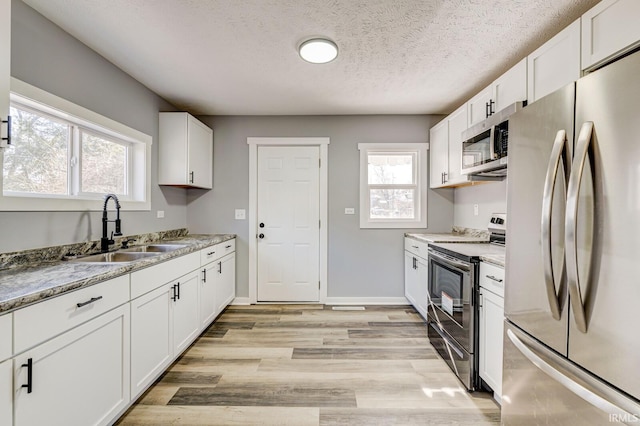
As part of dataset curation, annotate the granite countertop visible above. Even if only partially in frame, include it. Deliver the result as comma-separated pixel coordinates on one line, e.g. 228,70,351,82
0,233,235,314
405,226,489,244
428,242,506,267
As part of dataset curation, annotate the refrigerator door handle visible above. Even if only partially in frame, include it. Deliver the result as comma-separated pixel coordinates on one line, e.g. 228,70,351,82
565,122,594,333
507,327,640,418
541,129,570,321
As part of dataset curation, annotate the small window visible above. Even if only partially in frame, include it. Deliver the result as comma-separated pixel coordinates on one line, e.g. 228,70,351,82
358,143,428,228
1,78,151,211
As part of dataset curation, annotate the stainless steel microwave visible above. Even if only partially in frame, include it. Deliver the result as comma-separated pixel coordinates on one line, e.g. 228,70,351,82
461,102,523,177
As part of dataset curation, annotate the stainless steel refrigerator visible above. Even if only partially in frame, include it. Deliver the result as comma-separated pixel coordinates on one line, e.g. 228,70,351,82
503,50,640,424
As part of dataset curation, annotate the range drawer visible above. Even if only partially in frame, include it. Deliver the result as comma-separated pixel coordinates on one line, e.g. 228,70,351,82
404,237,428,259
0,313,11,361
13,274,130,354
200,238,236,265
479,261,505,298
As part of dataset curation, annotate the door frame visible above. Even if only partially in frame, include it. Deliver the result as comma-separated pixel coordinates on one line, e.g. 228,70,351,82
247,137,329,304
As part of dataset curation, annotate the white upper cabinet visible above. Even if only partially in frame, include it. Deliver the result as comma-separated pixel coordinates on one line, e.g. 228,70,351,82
0,0,10,149
467,85,493,128
429,119,448,188
159,112,213,189
582,0,640,71
467,59,527,128
492,58,527,112
446,104,468,185
528,19,581,103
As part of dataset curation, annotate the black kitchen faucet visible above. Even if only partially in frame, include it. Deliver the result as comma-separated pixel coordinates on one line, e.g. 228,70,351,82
101,193,123,253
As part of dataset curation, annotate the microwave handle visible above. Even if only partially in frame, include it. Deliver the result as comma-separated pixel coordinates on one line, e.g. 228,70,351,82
489,125,496,160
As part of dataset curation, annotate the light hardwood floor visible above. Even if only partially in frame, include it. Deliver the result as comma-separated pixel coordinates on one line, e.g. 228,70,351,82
116,305,500,425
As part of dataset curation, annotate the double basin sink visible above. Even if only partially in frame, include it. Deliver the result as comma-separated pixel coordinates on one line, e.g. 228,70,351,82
70,243,187,264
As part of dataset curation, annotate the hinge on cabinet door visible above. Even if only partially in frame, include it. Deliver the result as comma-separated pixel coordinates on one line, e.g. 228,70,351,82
319,158,321,168
319,220,321,228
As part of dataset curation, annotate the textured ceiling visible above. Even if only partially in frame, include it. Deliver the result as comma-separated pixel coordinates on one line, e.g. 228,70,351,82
21,0,600,115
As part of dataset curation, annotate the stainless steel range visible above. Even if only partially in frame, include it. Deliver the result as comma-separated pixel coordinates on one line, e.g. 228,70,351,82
426,214,506,391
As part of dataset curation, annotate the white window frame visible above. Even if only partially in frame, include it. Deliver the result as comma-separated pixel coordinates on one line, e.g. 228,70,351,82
358,143,428,229
0,78,151,211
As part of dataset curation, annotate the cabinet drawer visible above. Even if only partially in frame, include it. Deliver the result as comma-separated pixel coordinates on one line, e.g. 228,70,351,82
404,238,428,259
131,251,200,299
14,275,129,354
0,314,11,361
480,262,505,298
200,239,235,265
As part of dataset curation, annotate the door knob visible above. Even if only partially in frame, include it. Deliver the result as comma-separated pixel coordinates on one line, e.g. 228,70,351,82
258,233,265,239
259,223,265,228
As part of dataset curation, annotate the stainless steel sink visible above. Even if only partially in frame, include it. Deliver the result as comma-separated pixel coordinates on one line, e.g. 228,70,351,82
121,243,187,253
71,251,159,263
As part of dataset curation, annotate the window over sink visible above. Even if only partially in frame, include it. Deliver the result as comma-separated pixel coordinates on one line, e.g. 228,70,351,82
0,78,151,211
358,143,428,228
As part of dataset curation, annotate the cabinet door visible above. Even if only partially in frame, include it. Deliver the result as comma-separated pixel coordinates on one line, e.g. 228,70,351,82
187,114,213,189
0,0,9,149
130,283,172,399
404,251,417,306
528,19,581,103
479,288,504,398
467,86,493,127
172,270,201,354
582,0,640,70
200,262,218,328
14,305,130,426
215,252,236,313
415,256,429,320
1,359,11,426
446,104,469,185
429,120,448,188
493,58,527,112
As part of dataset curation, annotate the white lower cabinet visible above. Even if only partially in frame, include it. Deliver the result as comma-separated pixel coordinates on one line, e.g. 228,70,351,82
479,262,505,400
215,252,236,314
172,270,201,354
13,304,130,426
130,283,173,399
404,241,428,320
1,358,11,426
200,260,219,328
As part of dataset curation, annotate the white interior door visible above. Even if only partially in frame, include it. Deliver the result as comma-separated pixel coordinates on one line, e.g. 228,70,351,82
257,146,320,302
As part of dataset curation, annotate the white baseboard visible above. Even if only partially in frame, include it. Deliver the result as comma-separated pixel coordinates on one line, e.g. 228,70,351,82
230,297,251,305
323,297,410,305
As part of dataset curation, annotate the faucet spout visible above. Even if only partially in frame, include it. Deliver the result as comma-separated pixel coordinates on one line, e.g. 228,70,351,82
101,194,123,253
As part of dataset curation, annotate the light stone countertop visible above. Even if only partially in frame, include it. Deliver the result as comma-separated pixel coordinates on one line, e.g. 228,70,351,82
480,253,506,268
405,233,490,244
428,242,506,267
0,233,235,313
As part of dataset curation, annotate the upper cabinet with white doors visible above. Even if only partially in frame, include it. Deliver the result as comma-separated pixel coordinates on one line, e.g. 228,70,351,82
582,0,640,71
0,0,10,148
468,58,527,127
159,112,213,189
528,19,581,103
430,104,471,188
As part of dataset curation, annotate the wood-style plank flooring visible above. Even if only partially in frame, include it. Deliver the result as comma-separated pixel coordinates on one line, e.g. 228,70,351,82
116,305,500,425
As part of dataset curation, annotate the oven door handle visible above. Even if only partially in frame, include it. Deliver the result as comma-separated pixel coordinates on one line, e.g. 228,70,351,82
428,248,471,272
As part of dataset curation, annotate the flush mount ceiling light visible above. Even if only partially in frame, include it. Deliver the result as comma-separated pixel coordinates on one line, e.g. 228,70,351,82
298,38,338,64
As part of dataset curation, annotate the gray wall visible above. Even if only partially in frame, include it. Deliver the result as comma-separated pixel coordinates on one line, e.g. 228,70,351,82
453,180,507,229
187,115,454,299
0,0,187,252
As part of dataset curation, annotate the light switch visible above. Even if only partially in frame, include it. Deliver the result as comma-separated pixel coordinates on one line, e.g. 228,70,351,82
473,204,479,216
345,208,355,215
235,209,246,220
157,210,165,218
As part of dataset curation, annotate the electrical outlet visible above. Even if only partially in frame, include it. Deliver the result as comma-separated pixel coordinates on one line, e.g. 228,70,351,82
157,210,165,219
473,204,479,216
344,208,355,215
235,209,246,220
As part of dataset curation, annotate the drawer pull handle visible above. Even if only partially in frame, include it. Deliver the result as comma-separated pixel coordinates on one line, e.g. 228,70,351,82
412,245,419,249
22,358,33,394
486,275,504,283
225,245,232,249
76,296,103,308
207,251,216,256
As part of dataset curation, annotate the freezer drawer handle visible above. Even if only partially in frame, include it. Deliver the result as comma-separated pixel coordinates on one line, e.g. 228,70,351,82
565,122,595,333
541,129,570,321
507,328,640,418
